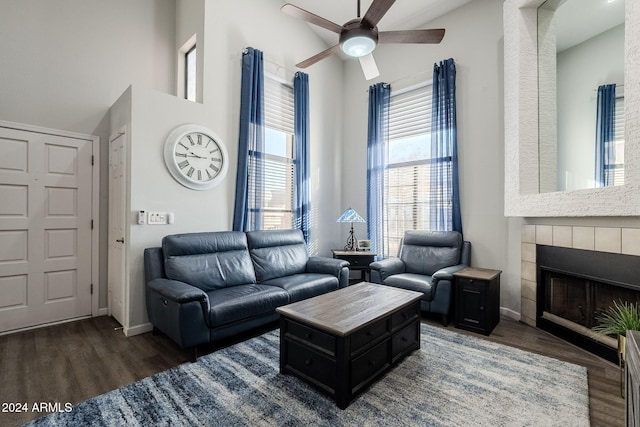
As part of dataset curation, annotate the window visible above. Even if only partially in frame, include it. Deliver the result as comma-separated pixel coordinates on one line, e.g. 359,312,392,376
248,76,295,230
185,45,197,102
383,83,436,257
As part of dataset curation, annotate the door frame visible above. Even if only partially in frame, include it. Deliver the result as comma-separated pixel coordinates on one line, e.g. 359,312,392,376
108,126,128,327
0,120,100,318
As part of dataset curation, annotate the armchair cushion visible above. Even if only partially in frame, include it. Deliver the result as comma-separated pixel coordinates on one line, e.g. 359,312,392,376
400,230,462,276
384,273,435,300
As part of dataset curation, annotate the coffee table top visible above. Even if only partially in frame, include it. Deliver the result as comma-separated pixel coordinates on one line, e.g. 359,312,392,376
276,282,422,336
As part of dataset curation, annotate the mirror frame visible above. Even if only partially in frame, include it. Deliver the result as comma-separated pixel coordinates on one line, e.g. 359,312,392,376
504,0,640,217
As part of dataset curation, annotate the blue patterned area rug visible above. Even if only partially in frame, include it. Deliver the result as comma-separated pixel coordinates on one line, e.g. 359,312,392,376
25,324,590,426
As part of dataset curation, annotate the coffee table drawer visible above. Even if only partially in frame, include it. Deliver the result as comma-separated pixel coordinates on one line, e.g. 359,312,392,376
285,340,336,390
285,320,336,355
351,318,389,353
390,302,419,330
392,321,419,360
351,340,390,390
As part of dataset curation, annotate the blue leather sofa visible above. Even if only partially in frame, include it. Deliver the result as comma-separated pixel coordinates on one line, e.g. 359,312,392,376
369,230,470,325
144,229,349,359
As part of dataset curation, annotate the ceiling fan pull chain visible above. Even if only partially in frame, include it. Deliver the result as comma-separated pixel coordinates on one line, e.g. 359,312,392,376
357,0,361,18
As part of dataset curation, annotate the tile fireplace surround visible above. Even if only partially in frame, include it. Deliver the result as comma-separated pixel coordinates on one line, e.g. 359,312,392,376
520,224,640,327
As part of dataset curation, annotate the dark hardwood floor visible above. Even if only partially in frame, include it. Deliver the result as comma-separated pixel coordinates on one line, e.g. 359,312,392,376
0,315,624,426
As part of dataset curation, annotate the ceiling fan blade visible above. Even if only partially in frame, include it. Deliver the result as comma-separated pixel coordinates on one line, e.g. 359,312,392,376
296,45,341,69
361,0,396,29
378,29,446,44
359,53,380,80
281,3,343,34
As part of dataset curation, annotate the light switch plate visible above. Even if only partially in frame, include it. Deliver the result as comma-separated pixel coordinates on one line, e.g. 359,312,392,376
147,211,170,225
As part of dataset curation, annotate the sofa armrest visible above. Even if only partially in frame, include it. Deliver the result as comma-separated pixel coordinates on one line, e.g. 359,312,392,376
306,256,349,276
432,264,468,284
369,257,405,283
146,278,211,348
147,278,209,304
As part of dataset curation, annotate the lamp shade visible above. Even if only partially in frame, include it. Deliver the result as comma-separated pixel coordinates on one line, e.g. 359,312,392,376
336,208,366,223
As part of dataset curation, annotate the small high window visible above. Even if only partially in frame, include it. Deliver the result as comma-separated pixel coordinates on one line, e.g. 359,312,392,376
185,45,196,102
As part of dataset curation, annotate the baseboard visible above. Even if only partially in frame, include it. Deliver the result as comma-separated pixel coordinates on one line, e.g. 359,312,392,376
500,307,521,321
124,323,153,337
97,307,109,317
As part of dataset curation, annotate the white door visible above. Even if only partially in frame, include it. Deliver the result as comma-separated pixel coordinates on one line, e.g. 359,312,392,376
108,129,127,327
0,127,93,332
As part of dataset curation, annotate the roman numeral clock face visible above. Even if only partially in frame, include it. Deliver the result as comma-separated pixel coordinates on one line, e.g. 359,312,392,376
164,125,229,190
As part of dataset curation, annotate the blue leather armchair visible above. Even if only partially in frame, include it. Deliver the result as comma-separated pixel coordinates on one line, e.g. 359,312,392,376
369,230,470,325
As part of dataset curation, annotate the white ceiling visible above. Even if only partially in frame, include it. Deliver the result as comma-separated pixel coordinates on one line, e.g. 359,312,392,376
281,0,474,48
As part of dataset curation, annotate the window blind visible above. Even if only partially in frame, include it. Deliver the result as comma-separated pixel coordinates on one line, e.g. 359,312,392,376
611,96,625,185
388,84,432,141
264,77,294,135
383,83,435,256
247,75,295,231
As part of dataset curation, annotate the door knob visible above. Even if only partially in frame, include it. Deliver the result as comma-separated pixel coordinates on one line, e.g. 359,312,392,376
116,238,125,243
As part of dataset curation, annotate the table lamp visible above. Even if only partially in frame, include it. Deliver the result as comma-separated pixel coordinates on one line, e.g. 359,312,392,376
336,207,366,251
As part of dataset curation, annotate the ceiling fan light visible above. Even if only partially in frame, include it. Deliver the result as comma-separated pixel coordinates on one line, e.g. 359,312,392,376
341,35,376,57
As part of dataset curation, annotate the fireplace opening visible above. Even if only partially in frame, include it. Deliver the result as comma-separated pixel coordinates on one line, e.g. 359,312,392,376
536,245,640,363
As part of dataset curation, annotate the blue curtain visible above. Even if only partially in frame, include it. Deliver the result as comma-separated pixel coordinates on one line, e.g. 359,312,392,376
595,83,616,187
430,58,462,234
232,47,265,231
366,83,390,258
293,72,311,245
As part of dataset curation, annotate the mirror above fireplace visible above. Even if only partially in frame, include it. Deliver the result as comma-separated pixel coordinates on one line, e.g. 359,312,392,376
504,0,640,217
538,0,625,193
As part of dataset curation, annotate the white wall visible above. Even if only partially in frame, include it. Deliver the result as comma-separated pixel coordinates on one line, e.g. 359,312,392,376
557,24,625,191
341,0,514,311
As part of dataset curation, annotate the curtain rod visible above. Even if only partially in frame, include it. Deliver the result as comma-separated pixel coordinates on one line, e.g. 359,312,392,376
241,48,299,78
592,83,624,91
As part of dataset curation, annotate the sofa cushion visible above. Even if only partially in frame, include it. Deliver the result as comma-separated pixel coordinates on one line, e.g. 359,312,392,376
207,284,289,326
400,231,462,276
163,232,256,291
262,273,338,303
246,230,308,282
384,273,435,301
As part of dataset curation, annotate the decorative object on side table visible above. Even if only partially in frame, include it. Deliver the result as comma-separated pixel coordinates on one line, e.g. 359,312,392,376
357,239,371,251
453,267,501,336
336,207,366,251
592,300,640,397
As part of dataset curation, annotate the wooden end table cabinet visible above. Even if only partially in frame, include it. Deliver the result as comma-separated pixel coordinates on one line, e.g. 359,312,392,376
331,250,376,284
276,283,421,409
454,267,502,336
626,331,640,426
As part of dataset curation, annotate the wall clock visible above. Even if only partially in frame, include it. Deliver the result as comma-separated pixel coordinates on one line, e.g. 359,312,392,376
163,124,229,190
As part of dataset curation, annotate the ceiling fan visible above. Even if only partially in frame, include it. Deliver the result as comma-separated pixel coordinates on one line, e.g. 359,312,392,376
281,0,446,80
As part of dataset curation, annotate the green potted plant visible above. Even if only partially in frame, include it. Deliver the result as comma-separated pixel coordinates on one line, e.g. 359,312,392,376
592,300,640,397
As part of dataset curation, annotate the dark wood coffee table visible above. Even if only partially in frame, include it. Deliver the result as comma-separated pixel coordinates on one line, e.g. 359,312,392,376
276,282,422,409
